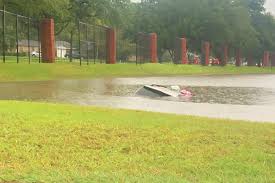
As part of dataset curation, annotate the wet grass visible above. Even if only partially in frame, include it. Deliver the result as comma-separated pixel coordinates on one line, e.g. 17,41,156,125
0,101,274,182
0,61,274,82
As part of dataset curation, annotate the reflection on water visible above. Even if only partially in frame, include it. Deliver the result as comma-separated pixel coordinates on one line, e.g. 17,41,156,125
0,79,275,106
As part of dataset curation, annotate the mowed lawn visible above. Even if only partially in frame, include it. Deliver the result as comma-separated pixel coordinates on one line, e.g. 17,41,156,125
0,101,274,182
0,62,275,82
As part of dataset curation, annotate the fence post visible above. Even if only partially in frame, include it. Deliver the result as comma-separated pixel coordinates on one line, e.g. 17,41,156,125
86,24,89,65
40,18,55,63
149,33,157,63
70,31,73,62
93,25,96,64
202,41,210,66
235,48,241,67
28,17,31,64
106,28,116,64
2,5,5,63
181,38,188,64
38,21,41,63
16,15,19,63
78,21,82,65
136,34,138,65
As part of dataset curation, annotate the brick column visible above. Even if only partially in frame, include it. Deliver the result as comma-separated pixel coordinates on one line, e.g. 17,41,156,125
181,38,188,64
106,28,116,64
40,19,55,63
263,51,270,67
202,42,210,66
235,48,241,67
150,33,157,63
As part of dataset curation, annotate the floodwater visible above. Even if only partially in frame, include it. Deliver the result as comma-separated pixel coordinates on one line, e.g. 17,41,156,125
0,74,275,123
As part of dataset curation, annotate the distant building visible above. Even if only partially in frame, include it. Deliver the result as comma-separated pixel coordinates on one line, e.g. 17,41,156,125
55,41,71,58
18,40,39,53
18,40,71,58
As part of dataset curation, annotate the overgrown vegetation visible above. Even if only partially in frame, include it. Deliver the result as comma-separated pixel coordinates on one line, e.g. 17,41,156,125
0,101,274,182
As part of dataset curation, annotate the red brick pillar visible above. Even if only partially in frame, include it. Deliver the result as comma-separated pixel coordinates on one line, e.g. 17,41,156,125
181,38,188,64
40,19,55,63
202,42,210,66
235,48,241,67
106,28,116,64
150,33,157,63
263,51,270,67
222,45,228,66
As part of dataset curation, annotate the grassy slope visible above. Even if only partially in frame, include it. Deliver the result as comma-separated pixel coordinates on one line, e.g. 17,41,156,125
0,62,275,82
0,101,274,182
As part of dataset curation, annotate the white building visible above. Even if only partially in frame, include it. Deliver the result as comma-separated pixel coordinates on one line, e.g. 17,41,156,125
55,41,71,58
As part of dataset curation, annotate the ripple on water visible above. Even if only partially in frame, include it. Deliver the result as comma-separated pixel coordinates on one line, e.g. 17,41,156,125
0,80,275,106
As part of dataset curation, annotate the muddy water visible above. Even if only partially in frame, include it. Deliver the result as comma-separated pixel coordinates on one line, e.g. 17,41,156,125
0,74,275,122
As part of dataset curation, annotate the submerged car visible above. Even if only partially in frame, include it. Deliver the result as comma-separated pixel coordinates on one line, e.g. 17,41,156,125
136,85,192,98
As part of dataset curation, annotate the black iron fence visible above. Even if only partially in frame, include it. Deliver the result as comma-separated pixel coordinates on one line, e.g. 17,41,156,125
117,31,136,64
136,32,151,64
0,8,111,65
55,21,109,65
0,7,41,63
270,52,275,68
173,37,183,64
78,21,108,65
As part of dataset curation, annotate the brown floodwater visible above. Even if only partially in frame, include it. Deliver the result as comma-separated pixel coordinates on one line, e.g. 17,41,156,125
0,74,275,122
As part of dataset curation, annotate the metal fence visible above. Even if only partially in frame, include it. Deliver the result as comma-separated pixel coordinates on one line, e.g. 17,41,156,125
55,21,109,65
117,31,136,64
186,38,202,65
55,28,76,63
270,52,275,67
78,21,108,65
0,8,40,63
0,8,110,65
136,32,151,64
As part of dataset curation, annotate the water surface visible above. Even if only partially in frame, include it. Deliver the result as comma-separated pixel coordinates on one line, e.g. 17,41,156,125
1,74,275,122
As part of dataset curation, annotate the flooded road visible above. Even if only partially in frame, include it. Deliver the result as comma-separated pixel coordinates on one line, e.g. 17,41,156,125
0,74,275,123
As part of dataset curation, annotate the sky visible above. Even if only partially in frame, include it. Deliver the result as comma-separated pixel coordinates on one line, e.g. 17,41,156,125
131,0,275,15
265,0,275,15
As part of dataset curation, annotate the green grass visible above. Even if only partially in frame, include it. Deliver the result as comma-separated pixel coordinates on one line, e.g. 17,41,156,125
0,101,274,182
0,61,274,82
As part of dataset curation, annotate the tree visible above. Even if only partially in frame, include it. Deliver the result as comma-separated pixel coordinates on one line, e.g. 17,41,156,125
128,0,261,61
0,0,131,35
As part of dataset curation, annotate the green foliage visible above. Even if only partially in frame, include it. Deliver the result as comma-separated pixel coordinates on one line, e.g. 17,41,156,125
127,0,275,61
0,0,131,35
